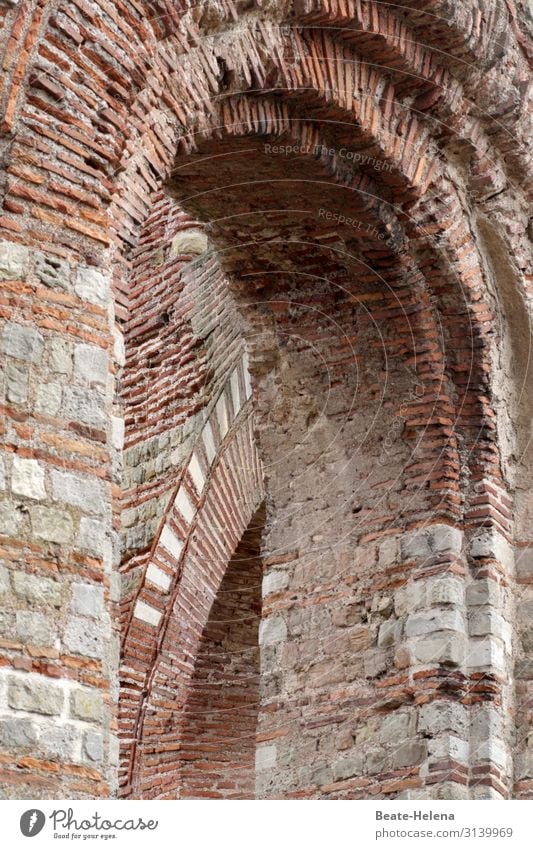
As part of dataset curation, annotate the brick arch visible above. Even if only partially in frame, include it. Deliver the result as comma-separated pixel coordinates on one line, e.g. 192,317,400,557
120,353,265,796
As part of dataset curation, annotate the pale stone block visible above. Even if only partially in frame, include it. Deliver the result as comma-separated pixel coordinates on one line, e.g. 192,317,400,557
470,529,514,571
79,518,107,557
13,572,62,606
469,610,512,650
216,393,229,438
377,618,402,646
174,487,194,523
49,338,73,374
16,610,55,646
170,229,208,257
70,687,103,722
256,744,276,771
427,575,464,607
412,633,464,666
35,382,62,416
418,701,468,735
0,240,29,280
262,570,289,596
428,524,463,554
84,730,104,762
202,420,217,463
0,502,21,536
466,637,505,670
428,733,469,763
51,469,105,515
187,452,205,494
6,362,28,404
31,505,73,544
8,675,64,715
111,416,125,451
41,724,78,760
405,609,464,637
392,739,426,768
466,579,502,607
74,343,109,384
63,617,104,658
243,351,252,399
259,616,287,645
378,712,414,744
1,323,43,363
332,752,364,780
472,740,508,768
146,563,171,592
63,386,106,429
230,367,241,415
12,457,46,500
133,600,162,627
71,583,104,618
159,525,183,560
74,266,109,306
0,717,38,748
0,564,9,594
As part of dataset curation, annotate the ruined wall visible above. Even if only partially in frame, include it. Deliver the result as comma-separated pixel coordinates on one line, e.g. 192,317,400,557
0,0,531,800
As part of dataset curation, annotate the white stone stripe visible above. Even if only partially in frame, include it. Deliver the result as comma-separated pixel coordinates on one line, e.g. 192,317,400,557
216,392,229,438
188,451,205,494
146,563,171,592
243,351,252,399
202,420,216,464
174,487,195,524
230,367,241,416
159,525,183,559
134,600,162,627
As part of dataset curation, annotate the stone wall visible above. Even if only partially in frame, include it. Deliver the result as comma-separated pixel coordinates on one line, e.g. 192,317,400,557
0,0,531,800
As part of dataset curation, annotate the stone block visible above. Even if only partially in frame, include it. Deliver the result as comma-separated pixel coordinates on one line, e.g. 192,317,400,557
63,386,106,429
466,637,505,670
427,576,464,607
259,616,287,645
428,733,469,763
405,609,464,637
13,571,62,606
84,731,104,762
79,518,108,558
49,338,72,374
412,633,464,666
73,343,109,385
418,701,468,735
378,712,415,744
0,564,9,594
332,752,364,780
365,747,388,774
70,687,103,722
8,675,64,715
71,583,104,618
0,502,21,536
16,610,55,646
74,266,109,306
263,570,289,596
401,530,431,561
255,744,276,771
35,253,70,290
469,530,514,571
63,617,104,658
428,524,462,554
12,457,46,500
0,240,29,280
40,724,78,760
6,362,28,404
0,717,38,748
0,457,4,492
392,740,427,768
469,610,511,649
377,618,402,647
30,505,73,544
170,229,208,257
35,383,62,417
466,579,502,607
51,469,105,515
1,323,44,363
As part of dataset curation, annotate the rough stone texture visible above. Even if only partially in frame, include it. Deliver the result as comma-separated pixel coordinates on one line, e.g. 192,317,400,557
0,0,530,804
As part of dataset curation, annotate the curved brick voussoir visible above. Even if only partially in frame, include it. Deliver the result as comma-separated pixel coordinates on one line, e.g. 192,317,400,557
120,352,264,796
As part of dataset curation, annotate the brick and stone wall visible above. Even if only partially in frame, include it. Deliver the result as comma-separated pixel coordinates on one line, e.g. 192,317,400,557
0,0,531,800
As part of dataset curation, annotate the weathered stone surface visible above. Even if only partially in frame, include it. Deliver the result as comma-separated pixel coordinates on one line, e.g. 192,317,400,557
35,253,70,290
392,739,427,768
1,323,44,363
71,583,104,618
6,362,28,404
0,502,21,536
84,731,104,762
16,610,55,646
0,240,29,280
170,230,209,256
12,457,46,500
418,701,468,735
63,617,104,658
412,634,464,666
74,267,109,305
379,712,415,744
40,724,78,760
63,386,106,428
0,718,38,748
259,616,287,645
70,688,104,722
13,572,62,606
35,383,62,417
8,676,64,715
49,338,73,374
79,518,108,557
51,469,105,515
0,565,9,595
377,618,402,647
30,505,74,544
73,343,109,384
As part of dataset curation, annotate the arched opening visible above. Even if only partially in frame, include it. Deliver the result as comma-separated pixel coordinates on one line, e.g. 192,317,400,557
179,503,266,799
